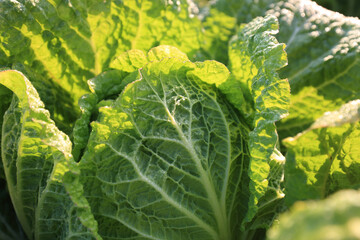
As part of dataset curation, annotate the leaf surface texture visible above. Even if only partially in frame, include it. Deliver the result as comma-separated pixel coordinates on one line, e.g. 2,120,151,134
78,57,251,240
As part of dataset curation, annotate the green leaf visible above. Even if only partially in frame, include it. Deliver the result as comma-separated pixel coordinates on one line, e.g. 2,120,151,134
78,57,251,239
73,46,192,161
244,149,285,231
225,14,288,122
199,0,277,63
224,15,289,227
267,189,360,240
0,70,101,239
90,45,190,101
200,7,236,63
0,0,203,108
10,64,79,135
72,93,98,162
283,100,360,206
270,0,360,138
208,0,274,23
204,0,360,140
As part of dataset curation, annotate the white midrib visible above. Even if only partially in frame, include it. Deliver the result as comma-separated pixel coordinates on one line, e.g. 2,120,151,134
107,143,219,239
140,68,231,239
170,73,232,239
165,107,231,240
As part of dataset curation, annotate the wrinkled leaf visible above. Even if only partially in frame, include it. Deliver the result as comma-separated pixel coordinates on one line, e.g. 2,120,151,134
0,0,203,108
72,46,192,161
204,0,360,141
0,70,100,240
199,0,276,63
78,57,252,239
270,0,360,138
283,100,360,206
224,15,289,228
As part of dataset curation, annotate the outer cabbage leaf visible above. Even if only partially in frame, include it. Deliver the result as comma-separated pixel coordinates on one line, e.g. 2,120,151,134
0,70,100,239
268,0,360,138
0,0,203,106
243,149,285,233
267,190,360,240
10,64,79,135
223,15,289,228
283,100,360,206
225,15,288,122
77,57,252,239
203,0,360,141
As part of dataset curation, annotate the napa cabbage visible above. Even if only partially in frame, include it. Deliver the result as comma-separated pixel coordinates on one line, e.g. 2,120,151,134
0,0,359,239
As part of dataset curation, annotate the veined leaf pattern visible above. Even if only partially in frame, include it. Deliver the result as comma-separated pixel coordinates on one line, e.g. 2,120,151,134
283,100,360,206
0,0,202,105
78,58,251,239
0,70,100,239
267,0,360,138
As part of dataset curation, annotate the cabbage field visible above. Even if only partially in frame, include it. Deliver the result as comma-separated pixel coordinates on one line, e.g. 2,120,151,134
0,0,359,239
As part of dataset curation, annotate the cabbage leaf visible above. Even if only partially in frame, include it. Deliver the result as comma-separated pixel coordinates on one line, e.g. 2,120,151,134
283,100,360,206
77,56,251,239
0,70,100,239
0,0,203,110
222,15,289,229
202,0,360,139
272,0,360,138
1,0,358,239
